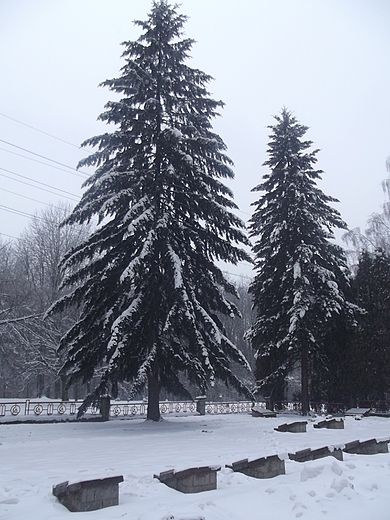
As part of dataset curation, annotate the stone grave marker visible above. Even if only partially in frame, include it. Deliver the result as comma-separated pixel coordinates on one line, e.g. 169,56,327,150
251,408,277,418
275,421,307,433
226,454,285,479
52,475,123,512
154,465,221,493
343,438,390,455
289,445,343,462
314,418,344,429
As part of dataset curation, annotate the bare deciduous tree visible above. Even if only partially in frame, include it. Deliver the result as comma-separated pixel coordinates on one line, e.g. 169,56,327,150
0,203,91,398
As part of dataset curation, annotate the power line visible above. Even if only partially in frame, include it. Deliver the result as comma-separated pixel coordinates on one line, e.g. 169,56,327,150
0,138,89,178
0,187,52,207
0,146,90,177
224,271,252,280
0,232,19,241
0,167,80,201
0,111,94,153
0,204,44,221
235,207,252,218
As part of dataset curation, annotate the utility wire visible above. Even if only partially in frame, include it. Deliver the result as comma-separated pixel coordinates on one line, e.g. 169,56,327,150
0,204,44,221
0,231,19,240
0,167,80,201
0,146,90,178
0,111,94,153
0,138,89,178
0,187,52,207
223,270,252,280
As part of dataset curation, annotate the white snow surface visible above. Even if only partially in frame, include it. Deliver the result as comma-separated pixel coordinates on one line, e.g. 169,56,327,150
1,413,390,519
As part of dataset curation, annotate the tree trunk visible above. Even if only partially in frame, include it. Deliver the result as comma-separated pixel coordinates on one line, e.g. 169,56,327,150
147,359,161,421
146,318,161,422
147,373,161,421
61,375,69,401
301,350,310,415
111,380,118,399
100,395,111,422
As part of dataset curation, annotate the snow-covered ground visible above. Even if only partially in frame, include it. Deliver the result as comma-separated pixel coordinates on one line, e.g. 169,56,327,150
1,412,390,520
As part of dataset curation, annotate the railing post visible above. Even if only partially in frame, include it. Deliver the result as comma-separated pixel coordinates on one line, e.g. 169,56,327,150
196,396,206,416
100,395,111,421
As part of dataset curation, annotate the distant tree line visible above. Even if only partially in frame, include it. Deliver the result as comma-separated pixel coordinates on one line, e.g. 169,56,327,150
0,203,92,399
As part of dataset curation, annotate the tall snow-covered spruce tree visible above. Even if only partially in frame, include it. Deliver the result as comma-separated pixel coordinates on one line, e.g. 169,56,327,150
246,108,356,414
48,1,252,421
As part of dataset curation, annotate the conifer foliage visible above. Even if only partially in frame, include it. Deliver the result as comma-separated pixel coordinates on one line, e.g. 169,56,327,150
345,250,390,400
247,108,355,414
318,249,390,406
48,1,252,420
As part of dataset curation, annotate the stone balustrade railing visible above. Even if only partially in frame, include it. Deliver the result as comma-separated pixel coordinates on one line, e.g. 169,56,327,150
0,398,262,421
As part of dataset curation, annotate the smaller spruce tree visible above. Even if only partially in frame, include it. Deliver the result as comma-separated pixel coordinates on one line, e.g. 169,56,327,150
247,108,356,414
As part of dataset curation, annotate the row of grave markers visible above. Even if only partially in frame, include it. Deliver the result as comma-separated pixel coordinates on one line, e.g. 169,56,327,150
52,417,390,512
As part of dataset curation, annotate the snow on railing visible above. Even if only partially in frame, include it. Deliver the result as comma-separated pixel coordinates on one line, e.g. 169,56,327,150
205,401,254,414
4,398,384,421
0,399,81,419
0,398,262,420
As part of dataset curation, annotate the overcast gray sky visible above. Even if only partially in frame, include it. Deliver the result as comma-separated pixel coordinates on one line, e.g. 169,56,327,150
1,0,389,277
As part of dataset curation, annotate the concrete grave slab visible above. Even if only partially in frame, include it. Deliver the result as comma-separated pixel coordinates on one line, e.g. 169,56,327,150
345,408,371,417
314,418,344,429
154,465,221,493
226,454,285,479
343,438,390,455
251,408,277,418
52,475,123,512
289,446,343,462
275,421,307,433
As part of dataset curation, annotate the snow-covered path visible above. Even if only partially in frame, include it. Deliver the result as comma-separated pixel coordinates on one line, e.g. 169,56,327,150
1,413,390,519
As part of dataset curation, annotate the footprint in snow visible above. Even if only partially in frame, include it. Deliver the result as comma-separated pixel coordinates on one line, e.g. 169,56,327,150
292,501,307,518
198,501,216,510
331,461,342,476
300,465,324,482
330,478,354,493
